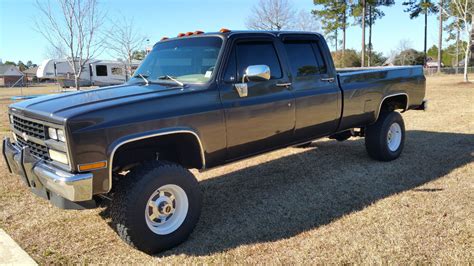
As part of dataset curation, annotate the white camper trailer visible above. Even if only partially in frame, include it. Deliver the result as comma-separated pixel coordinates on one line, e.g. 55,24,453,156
37,59,140,87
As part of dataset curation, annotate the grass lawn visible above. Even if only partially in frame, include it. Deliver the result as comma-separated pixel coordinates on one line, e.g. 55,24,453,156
0,75,472,264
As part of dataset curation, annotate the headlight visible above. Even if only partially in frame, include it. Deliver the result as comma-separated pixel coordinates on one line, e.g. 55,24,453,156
57,129,66,142
9,114,14,124
49,149,69,165
48,127,58,140
48,127,66,142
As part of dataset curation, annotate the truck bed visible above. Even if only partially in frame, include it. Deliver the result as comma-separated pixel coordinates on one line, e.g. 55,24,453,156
336,66,426,130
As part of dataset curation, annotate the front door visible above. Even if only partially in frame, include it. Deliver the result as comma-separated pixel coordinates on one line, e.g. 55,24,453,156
219,37,295,161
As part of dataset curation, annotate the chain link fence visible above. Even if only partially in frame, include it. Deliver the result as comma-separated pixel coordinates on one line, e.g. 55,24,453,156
424,67,474,76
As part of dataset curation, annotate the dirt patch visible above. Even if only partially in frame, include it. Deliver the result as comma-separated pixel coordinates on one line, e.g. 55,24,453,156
0,75,472,264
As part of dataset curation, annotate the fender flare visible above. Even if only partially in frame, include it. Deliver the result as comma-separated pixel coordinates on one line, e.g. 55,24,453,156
375,93,409,121
106,128,206,192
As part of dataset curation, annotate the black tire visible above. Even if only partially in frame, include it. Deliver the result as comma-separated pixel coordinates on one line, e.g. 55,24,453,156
110,161,202,254
365,111,405,161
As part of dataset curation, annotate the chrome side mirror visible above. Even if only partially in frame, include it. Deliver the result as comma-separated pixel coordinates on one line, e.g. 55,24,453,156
243,65,271,83
234,65,271,98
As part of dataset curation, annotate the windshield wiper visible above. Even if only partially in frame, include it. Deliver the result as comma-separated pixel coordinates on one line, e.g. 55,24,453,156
135,74,149,85
158,75,184,87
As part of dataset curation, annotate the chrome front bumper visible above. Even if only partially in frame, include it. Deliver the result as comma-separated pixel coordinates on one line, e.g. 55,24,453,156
2,137,93,203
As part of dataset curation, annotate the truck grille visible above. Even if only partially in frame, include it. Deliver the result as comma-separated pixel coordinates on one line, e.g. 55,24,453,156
15,136,51,161
11,115,51,161
12,116,46,140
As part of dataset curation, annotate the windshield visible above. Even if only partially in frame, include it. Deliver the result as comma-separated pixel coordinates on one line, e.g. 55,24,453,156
131,37,223,84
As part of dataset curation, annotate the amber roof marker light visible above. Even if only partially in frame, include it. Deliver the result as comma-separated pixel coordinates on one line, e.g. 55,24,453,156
219,28,231,33
177,33,185,37
194,30,204,35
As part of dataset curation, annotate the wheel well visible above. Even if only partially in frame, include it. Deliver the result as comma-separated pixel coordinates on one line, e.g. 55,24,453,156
380,94,408,114
111,133,204,173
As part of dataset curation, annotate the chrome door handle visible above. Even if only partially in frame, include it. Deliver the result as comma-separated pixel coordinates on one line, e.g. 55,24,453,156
276,82,292,87
321,77,335,83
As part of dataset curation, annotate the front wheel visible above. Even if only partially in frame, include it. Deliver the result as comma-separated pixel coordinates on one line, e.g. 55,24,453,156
110,161,202,254
365,111,405,161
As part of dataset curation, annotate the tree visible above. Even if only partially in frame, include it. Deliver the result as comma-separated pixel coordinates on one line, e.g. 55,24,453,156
132,50,146,61
44,43,67,59
437,0,445,73
352,0,395,66
35,0,104,90
106,17,147,81
294,10,320,32
442,0,473,82
395,49,425,65
403,0,439,66
332,49,361,67
17,61,27,71
4,61,16,66
427,43,469,66
246,0,296,31
393,39,424,65
313,0,350,65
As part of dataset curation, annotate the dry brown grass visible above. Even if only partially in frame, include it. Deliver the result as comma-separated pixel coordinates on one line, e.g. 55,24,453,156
0,75,473,264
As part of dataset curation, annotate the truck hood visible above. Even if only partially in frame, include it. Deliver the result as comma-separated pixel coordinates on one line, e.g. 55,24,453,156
9,83,198,123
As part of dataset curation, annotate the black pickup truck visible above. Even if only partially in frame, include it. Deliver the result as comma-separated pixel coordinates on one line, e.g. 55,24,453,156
3,30,427,254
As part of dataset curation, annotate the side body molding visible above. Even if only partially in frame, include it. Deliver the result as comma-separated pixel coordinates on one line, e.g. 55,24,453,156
107,129,206,192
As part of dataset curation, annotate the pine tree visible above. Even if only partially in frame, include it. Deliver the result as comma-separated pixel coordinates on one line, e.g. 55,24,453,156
313,0,350,66
403,0,439,66
352,0,395,67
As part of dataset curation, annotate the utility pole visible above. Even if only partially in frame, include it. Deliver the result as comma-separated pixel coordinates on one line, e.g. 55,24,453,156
423,0,428,66
361,0,366,67
368,5,373,67
437,0,443,73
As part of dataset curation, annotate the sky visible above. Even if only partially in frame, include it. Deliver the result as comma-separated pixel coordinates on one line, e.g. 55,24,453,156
0,0,441,65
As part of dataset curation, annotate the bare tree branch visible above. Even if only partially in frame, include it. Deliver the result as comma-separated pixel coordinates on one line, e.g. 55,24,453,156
443,0,473,82
293,10,320,32
104,16,146,80
34,0,105,90
246,0,297,31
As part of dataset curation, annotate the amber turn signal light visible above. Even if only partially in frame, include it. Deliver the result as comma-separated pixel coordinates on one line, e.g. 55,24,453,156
78,161,107,172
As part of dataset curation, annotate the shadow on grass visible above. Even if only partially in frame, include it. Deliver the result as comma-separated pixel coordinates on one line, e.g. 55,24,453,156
101,130,474,257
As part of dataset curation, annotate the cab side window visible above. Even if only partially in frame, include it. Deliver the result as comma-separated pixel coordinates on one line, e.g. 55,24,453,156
311,41,328,74
235,42,282,80
284,41,319,78
284,40,328,78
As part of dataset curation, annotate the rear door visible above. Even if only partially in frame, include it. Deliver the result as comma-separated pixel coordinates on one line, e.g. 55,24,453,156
280,34,341,141
219,35,295,160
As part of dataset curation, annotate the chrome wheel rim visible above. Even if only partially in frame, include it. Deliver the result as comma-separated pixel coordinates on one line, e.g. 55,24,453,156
145,184,188,235
387,122,402,152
